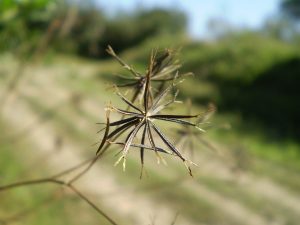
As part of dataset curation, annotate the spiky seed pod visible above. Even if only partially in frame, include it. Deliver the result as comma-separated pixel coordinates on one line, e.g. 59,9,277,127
97,50,206,176
106,45,192,105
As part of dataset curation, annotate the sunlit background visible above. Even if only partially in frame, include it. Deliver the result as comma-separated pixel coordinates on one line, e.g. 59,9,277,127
98,0,281,38
0,0,300,225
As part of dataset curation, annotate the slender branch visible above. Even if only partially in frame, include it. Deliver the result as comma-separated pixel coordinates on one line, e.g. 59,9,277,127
116,92,144,114
67,184,119,225
0,178,64,192
140,125,147,166
152,117,197,127
107,116,138,127
150,122,185,161
111,106,142,117
150,114,200,119
96,110,110,155
170,212,179,225
0,169,119,225
144,51,153,112
67,154,101,184
107,119,138,140
109,141,170,154
121,121,145,158
53,158,94,179
106,45,141,78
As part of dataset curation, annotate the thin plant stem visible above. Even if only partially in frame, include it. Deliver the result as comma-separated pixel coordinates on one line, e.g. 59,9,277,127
68,185,118,225
0,178,64,192
170,212,179,225
67,154,102,184
0,171,119,225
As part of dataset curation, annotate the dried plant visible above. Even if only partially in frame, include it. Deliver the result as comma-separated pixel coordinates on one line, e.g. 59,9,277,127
0,46,215,224
96,50,208,177
173,99,217,157
0,155,118,225
106,46,192,104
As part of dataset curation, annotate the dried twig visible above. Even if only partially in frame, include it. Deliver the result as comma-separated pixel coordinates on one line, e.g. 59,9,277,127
174,100,217,156
106,46,192,105
96,49,206,177
0,155,118,225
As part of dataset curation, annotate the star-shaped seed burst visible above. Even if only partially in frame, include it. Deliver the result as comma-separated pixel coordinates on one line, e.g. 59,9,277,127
96,51,207,176
174,99,217,157
106,45,192,104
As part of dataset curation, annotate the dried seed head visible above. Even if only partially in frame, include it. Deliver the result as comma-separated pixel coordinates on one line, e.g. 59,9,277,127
97,46,213,176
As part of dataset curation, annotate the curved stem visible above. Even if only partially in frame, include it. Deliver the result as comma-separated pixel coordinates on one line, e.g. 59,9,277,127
68,185,119,225
0,174,119,225
0,178,64,192
67,154,101,184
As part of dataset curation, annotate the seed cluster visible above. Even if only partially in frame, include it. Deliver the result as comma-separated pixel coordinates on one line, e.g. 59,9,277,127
97,46,213,176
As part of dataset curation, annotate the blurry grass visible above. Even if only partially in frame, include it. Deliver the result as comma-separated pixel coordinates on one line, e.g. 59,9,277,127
199,176,300,225
209,115,300,192
101,144,245,225
16,75,243,225
52,56,300,194
2,52,300,225
22,95,89,144
211,113,300,169
57,70,120,103
253,159,300,194
19,80,300,224
61,51,300,167
108,157,242,225
156,185,240,225
0,121,110,225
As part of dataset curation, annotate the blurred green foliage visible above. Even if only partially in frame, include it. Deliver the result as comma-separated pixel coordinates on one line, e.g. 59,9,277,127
281,0,300,19
98,9,186,55
181,34,300,138
0,1,186,58
0,0,58,56
183,33,296,83
0,1,299,139
119,32,300,138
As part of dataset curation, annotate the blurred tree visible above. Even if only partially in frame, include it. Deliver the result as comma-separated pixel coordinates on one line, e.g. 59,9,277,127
54,6,106,57
281,0,300,19
259,1,300,42
182,33,300,138
98,8,187,56
262,16,293,40
0,0,59,56
0,2,187,58
0,0,61,111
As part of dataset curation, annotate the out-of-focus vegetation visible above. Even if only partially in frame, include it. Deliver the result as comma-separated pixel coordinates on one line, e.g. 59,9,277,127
180,34,300,138
281,0,300,19
0,0,186,58
1,0,300,224
4,0,295,139
0,0,299,186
